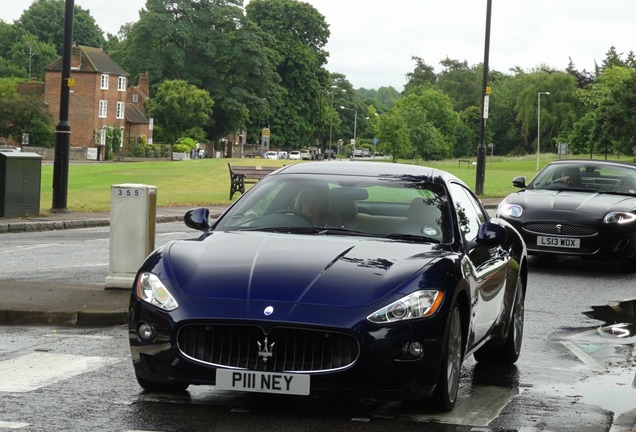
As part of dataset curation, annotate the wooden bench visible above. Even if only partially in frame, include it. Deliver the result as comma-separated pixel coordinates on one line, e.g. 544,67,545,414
228,163,280,199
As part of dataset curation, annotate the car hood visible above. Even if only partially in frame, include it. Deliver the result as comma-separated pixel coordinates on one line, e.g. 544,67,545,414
503,189,636,214
161,232,447,308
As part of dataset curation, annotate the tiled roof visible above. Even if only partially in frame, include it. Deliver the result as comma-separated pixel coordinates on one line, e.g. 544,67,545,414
45,45,129,76
125,103,149,124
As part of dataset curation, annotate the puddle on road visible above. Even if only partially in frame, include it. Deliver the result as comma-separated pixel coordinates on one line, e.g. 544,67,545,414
552,298,636,418
533,368,636,419
583,298,636,339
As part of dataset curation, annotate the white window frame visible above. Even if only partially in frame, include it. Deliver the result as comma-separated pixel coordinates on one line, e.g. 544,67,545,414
132,93,139,103
116,101,125,119
118,76,127,91
98,100,107,118
100,74,109,90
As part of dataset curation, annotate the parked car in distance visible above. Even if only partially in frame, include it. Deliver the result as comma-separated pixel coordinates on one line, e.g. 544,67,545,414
299,149,311,160
277,151,288,160
264,151,278,160
289,151,301,160
244,152,262,158
129,161,527,412
497,159,636,271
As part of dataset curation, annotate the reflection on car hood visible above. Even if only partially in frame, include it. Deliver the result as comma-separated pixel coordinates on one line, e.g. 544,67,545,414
163,232,445,308
505,189,636,213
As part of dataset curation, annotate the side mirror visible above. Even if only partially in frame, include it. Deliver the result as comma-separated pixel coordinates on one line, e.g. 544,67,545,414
476,221,507,246
184,207,210,231
512,176,526,188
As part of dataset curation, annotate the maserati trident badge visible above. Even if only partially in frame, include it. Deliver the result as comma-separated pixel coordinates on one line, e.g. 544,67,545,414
257,337,275,362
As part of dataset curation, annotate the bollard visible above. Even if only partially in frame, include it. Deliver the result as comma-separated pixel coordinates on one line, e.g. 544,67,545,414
105,184,157,289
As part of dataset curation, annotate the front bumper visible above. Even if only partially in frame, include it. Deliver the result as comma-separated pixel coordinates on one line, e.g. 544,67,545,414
128,299,447,399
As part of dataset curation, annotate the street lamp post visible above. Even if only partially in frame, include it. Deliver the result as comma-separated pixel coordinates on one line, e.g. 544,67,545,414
537,91,551,171
340,105,357,157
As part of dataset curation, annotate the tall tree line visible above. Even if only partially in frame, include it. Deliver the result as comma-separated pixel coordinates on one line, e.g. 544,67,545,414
2,0,636,162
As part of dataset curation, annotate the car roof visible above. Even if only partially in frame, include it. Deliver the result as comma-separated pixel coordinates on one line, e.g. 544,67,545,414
274,161,462,185
545,159,636,170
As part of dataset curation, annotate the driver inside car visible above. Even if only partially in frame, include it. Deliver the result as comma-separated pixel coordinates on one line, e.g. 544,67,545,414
295,185,341,227
557,167,583,186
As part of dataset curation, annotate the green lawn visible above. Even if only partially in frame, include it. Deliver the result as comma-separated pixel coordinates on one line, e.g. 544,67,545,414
36,154,566,214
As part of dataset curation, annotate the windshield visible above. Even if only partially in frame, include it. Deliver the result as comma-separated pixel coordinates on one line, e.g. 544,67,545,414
528,162,636,195
215,174,452,242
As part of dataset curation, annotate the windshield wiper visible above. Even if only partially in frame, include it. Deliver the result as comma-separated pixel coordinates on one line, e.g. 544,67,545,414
385,233,441,243
236,226,374,236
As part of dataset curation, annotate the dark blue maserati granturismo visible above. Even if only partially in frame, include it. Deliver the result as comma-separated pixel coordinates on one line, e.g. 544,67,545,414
128,161,527,411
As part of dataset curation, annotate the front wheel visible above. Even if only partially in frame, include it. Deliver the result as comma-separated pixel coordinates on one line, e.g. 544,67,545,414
430,305,462,412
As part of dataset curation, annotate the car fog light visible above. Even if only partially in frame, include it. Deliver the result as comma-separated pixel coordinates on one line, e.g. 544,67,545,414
408,341,424,357
138,324,156,341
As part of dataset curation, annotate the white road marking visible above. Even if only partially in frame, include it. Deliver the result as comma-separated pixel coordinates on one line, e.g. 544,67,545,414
0,352,120,393
560,341,603,370
385,385,517,426
0,421,29,429
44,334,113,340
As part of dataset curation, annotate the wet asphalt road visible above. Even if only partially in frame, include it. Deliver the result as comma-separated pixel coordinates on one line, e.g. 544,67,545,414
0,223,634,431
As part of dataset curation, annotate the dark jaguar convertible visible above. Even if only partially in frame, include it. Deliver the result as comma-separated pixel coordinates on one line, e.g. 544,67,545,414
129,161,527,411
497,159,636,271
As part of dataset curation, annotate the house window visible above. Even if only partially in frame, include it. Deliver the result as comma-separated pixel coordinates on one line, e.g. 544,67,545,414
116,101,125,119
118,76,126,91
149,118,153,131
99,100,107,118
100,74,109,90
132,93,139,103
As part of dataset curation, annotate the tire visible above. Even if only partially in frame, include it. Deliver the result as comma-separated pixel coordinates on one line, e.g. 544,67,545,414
430,305,462,412
474,275,525,364
136,374,189,393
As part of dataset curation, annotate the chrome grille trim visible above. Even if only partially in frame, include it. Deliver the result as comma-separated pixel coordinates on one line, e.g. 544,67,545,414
177,324,360,373
523,222,597,236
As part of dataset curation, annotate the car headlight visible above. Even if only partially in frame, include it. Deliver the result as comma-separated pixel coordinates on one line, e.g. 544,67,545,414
603,212,636,224
136,272,178,311
497,203,523,218
367,290,444,324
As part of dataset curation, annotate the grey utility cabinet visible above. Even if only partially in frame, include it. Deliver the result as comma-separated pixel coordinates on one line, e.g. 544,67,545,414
0,151,42,217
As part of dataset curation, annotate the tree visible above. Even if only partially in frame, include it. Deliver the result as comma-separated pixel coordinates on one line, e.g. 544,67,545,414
404,56,436,93
16,0,106,55
0,78,54,147
435,57,482,111
246,0,330,148
593,69,636,157
145,80,214,144
0,22,57,80
392,86,459,160
119,0,284,141
378,111,410,162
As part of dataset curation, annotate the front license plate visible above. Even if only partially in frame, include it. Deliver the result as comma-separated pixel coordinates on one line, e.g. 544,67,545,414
537,236,580,249
215,369,310,395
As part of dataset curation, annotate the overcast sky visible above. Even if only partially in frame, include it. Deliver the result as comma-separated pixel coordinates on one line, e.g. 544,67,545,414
3,0,635,91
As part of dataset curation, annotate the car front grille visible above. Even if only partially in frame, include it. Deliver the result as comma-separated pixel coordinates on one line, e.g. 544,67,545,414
177,324,359,373
523,222,597,236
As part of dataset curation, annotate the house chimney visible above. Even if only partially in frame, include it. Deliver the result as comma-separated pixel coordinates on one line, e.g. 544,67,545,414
138,72,150,96
71,45,81,69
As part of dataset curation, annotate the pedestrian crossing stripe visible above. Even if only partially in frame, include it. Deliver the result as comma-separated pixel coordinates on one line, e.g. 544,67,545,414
0,352,120,393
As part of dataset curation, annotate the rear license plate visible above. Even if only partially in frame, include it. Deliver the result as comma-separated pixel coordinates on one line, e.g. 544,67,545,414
537,236,580,248
215,369,310,395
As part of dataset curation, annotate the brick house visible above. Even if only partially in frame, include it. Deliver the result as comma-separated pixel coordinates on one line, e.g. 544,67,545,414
43,45,152,159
